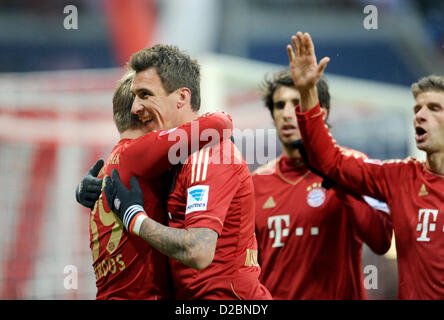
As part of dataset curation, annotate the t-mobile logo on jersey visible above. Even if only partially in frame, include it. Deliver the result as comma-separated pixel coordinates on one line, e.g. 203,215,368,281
416,209,439,242
268,215,290,247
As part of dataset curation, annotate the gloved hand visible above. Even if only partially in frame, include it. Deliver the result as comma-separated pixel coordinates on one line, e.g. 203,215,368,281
104,169,148,236
75,159,104,209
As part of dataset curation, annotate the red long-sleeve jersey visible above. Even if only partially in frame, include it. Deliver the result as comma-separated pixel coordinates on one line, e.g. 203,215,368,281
253,154,392,299
297,103,444,299
166,140,272,300
90,112,232,299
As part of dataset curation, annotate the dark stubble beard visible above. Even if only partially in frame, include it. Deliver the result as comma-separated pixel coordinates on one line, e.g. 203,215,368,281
287,139,303,151
285,138,335,190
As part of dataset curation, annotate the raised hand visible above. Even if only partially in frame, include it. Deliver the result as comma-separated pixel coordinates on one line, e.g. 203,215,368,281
286,32,330,92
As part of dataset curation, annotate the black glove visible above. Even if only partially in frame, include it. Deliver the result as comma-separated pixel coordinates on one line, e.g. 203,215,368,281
75,159,104,209
104,169,147,235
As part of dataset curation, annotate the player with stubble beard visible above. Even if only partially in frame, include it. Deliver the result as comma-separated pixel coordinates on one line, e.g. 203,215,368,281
76,68,232,299
102,45,272,300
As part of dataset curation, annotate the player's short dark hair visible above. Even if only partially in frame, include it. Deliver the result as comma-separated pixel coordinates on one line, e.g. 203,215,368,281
113,70,143,133
411,75,444,98
260,70,331,121
129,44,201,111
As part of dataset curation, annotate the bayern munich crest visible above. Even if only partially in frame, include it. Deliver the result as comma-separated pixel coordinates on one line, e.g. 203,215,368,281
306,184,326,208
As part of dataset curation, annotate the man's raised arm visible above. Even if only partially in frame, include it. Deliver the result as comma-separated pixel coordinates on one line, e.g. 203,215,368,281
289,31,391,203
286,32,330,111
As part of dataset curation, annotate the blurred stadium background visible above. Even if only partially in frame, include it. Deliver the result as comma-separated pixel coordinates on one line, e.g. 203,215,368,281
0,0,442,299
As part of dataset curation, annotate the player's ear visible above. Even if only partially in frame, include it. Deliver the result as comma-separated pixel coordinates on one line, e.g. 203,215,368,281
177,87,191,109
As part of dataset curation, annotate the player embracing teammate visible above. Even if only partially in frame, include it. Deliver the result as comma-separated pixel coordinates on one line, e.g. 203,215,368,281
77,35,444,300
77,44,271,300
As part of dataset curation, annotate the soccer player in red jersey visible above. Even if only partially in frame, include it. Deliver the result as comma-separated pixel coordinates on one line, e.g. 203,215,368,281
103,45,272,300
253,70,393,299
164,139,268,300
289,31,444,299
77,68,233,299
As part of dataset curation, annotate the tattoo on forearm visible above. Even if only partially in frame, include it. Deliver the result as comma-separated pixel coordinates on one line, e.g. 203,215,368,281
139,218,216,267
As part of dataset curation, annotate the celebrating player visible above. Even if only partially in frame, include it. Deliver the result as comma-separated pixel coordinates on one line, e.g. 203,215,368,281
77,68,233,299
79,44,271,300
289,31,444,299
253,70,392,299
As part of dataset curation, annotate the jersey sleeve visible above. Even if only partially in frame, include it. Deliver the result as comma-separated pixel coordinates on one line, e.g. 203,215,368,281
341,191,393,255
181,143,240,235
296,103,393,203
123,111,233,179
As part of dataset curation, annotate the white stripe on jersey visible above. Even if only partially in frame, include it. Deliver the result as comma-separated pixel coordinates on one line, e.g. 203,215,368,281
195,149,204,183
190,148,211,183
191,152,198,184
201,148,210,181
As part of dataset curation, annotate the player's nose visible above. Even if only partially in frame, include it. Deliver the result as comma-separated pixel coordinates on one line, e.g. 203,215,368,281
131,101,144,115
414,106,427,123
283,103,296,118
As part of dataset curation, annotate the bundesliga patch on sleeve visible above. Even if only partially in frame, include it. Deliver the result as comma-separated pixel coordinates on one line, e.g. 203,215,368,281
186,185,210,215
